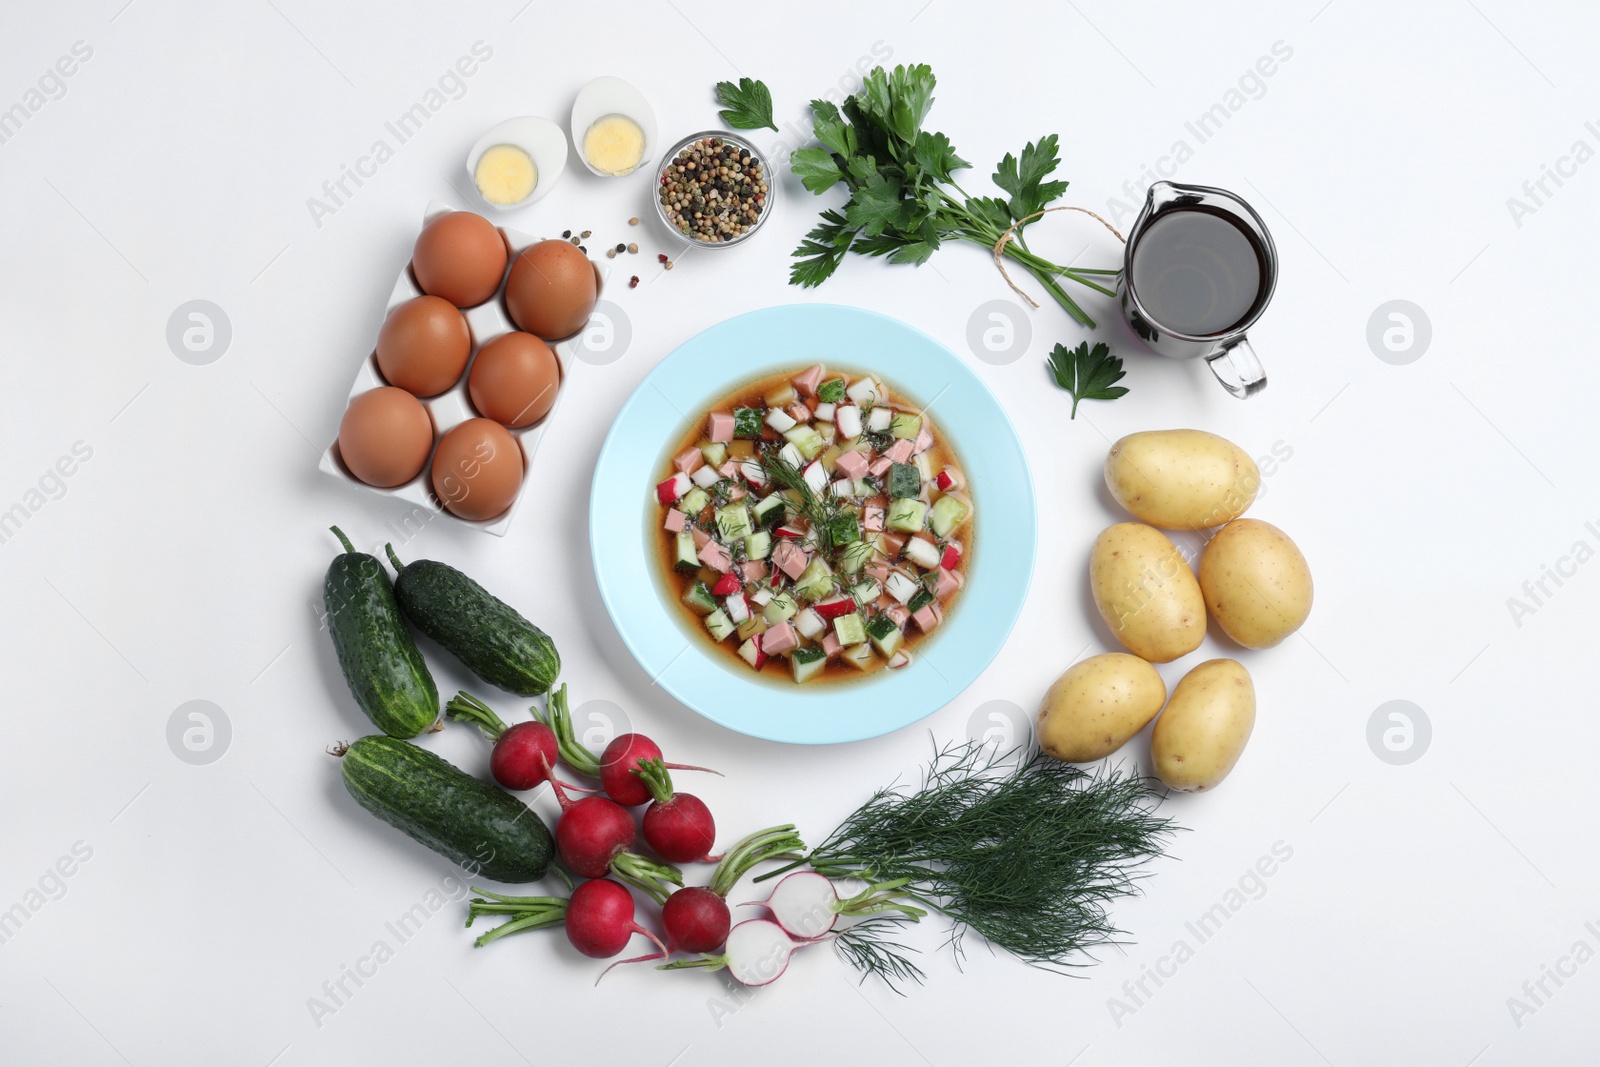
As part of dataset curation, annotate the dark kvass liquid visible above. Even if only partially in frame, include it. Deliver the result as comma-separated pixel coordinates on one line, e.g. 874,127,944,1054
1130,209,1263,337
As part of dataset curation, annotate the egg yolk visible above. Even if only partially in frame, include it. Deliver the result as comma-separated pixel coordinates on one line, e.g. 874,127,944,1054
583,115,645,176
475,144,537,205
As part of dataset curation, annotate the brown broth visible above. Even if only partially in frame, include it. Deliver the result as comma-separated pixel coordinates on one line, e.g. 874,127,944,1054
649,366,974,685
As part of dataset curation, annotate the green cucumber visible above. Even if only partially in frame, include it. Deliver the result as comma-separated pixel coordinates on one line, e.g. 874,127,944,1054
324,527,438,739
340,736,553,883
386,546,559,697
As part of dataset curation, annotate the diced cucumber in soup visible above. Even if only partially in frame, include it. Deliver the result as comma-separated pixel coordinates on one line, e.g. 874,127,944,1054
838,539,875,575
841,642,875,671
865,614,903,658
699,441,727,468
833,613,867,646
929,493,970,538
704,609,736,642
824,512,861,547
850,579,881,603
907,588,935,613
783,425,827,461
674,531,700,572
890,413,922,440
733,408,765,437
818,378,847,403
752,494,786,528
744,531,772,560
791,646,828,683
793,558,835,600
887,463,921,500
716,504,753,541
766,383,798,408
887,499,929,533
737,615,768,642
763,591,798,625
680,487,710,515
683,581,718,615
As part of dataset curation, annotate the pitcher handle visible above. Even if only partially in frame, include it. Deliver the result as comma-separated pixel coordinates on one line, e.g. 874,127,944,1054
1206,337,1267,399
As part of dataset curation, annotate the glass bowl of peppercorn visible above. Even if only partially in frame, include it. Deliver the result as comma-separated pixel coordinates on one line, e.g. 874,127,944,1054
653,131,774,247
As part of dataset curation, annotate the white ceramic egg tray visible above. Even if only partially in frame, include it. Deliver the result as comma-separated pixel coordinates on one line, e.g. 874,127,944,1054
319,200,606,536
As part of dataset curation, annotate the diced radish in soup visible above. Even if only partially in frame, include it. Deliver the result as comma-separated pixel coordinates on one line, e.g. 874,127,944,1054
887,649,913,669
674,447,704,474
835,405,862,440
761,621,797,655
814,595,856,619
708,412,735,443
656,473,690,504
867,407,893,432
698,541,733,573
724,594,751,624
738,635,766,670
793,608,825,639
904,536,941,569
814,402,836,422
777,442,803,469
846,378,882,407
663,509,687,533
690,465,720,489
833,450,869,481
829,478,853,498
940,544,961,570
765,408,796,433
740,460,769,487
750,587,774,606
711,572,740,596
774,525,805,540
885,571,919,604
936,466,962,491
802,461,828,494
792,364,824,396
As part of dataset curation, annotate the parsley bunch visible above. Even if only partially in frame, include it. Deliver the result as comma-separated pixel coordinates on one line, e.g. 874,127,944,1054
789,64,1119,327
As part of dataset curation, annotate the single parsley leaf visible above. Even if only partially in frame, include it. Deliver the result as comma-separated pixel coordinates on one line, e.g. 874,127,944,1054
715,77,778,132
809,99,856,160
792,147,843,194
912,130,968,183
994,134,1069,227
1046,341,1128,418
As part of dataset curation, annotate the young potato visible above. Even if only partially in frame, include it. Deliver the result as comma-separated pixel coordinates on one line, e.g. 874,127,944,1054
1037,653,1167,762
1152,658,1255,792
1089,523,1206,663
1199,519,1313,649
1104,429,1260,530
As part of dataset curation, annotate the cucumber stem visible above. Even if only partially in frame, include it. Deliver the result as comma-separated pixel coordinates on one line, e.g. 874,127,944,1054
329,525,356,554
445,690,509,740
384,543,406,572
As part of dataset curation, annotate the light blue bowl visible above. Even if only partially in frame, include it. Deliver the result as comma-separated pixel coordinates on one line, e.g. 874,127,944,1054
589,304,1036,744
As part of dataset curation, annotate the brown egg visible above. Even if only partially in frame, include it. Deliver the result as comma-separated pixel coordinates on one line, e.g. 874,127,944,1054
375,295,471,396
338,387,434,488
412,211,508,308
468,332,562,427
430,418,523,520
504,239,598,340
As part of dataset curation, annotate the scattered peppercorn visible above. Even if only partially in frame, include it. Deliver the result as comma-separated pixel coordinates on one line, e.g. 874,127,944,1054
579,246,587,253
629,217,639,226
616,243,627,253
569,236,580,246
562,230,571,238
628,243,639,254
581,230,592,238
663,259,674,270
657,136,768,243
606,248,617,258
629,275,640,288
658,253,668,263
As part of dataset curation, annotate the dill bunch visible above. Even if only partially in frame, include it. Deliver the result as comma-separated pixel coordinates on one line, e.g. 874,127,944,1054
763,740,1176,981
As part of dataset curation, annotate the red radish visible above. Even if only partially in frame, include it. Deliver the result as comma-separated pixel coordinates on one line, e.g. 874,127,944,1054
546,777,685,900
445,691,566,791
656,473,689,504
935,467,960,491
940,544,960,570
746,872,925,941
773,525,805,539
566,879,669,960
601,734,718,808
634,758,716,863
661,886,732,954
537,687,720,807
814,595,857,619
660,919,815,986
710,572,741,596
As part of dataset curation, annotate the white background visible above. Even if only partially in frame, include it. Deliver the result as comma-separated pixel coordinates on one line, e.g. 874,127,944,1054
2,1,1596,1064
